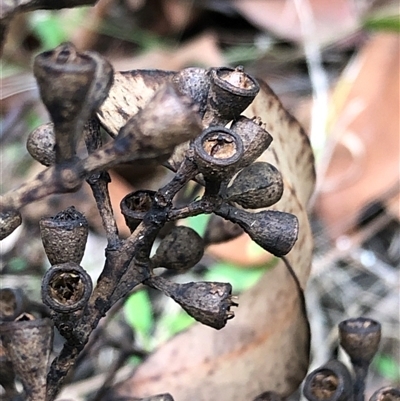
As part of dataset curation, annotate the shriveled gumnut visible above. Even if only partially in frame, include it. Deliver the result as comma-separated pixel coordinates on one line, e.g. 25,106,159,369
0,209,22,240
115,84,202,161
34,42,113,162
253,391,283,401
120,190,156,233
151,226,204,272
172,67,210,116
231,116,273,169
0,314,53,401
217,203,298,256
203,66,260,126
203,214,243,246
26,122,56,166
193,127,244,181
148,276,237,330
369,387,400,401
39,206,88,265
225,162,284,209
339,317,381,366
41,262,92,313
303,360,353,401
0,288,27,322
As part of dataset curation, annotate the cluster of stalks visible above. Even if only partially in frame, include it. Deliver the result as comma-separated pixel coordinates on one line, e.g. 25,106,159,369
253,317,399,401
0,42,299,400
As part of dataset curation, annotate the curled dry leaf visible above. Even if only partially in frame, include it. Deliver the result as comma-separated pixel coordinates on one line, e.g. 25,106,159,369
113,80,316,400
97,70,175,136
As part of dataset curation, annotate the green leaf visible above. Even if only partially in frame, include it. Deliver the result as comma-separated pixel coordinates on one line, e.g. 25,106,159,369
8,257,27,272
364,14,400,32
29,11,70,50
186,214,211,237
374,354,400,381
124,290,153,344
158,310,196,340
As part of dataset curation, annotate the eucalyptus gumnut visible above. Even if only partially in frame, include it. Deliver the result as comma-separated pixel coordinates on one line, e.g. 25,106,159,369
41,262,93,314
303,360,353,401
111,84,202,162
120,190,156,233
34,42,113,124
369,387,400,401
172,67,210,116
193,127,244,181
217,203,298,256
39,206,88,265
151,226,204,272
0,209,22,240
26,122,56,166
0,314,53,401
148,276,237,330
226,162,284,209
338,317,381,366
34,42,113,162
231,116,273,169
203,66,260,126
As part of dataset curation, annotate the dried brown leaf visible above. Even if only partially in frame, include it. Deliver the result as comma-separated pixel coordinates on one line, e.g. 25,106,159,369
113,80,315,400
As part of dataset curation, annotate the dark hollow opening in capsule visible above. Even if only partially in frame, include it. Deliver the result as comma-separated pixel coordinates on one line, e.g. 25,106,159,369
310,370,339,399
203,133,237,159
49,273,84,305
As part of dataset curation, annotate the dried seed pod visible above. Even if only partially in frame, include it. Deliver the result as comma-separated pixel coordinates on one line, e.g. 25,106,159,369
120,190,156,233
193,127,244,181
26,122,56,166
203,214,243,246
225,162,284,209
253,392,283,401
231,116,273,169
0,209,22,240
0,288,27,322
0,315,53,401
34,42,113,162
148,276,237,330
151,226,204,272
203,66,260,126
303,360,353,401
116,84,201,157
217,204,298,256
369,387,400,401
85,84,203,172
339,317,381,401
172,67,210,115
339,317,381,366
39,206,88,265
41,262,93,314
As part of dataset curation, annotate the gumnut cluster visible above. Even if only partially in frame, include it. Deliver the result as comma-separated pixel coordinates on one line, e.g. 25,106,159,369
0,42,300,401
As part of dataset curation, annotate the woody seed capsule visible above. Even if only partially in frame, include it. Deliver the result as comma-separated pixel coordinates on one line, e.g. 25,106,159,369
226,162,284,209
193,127,244,181
151,226,204,272
40,206,88,265
26,122,56,166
